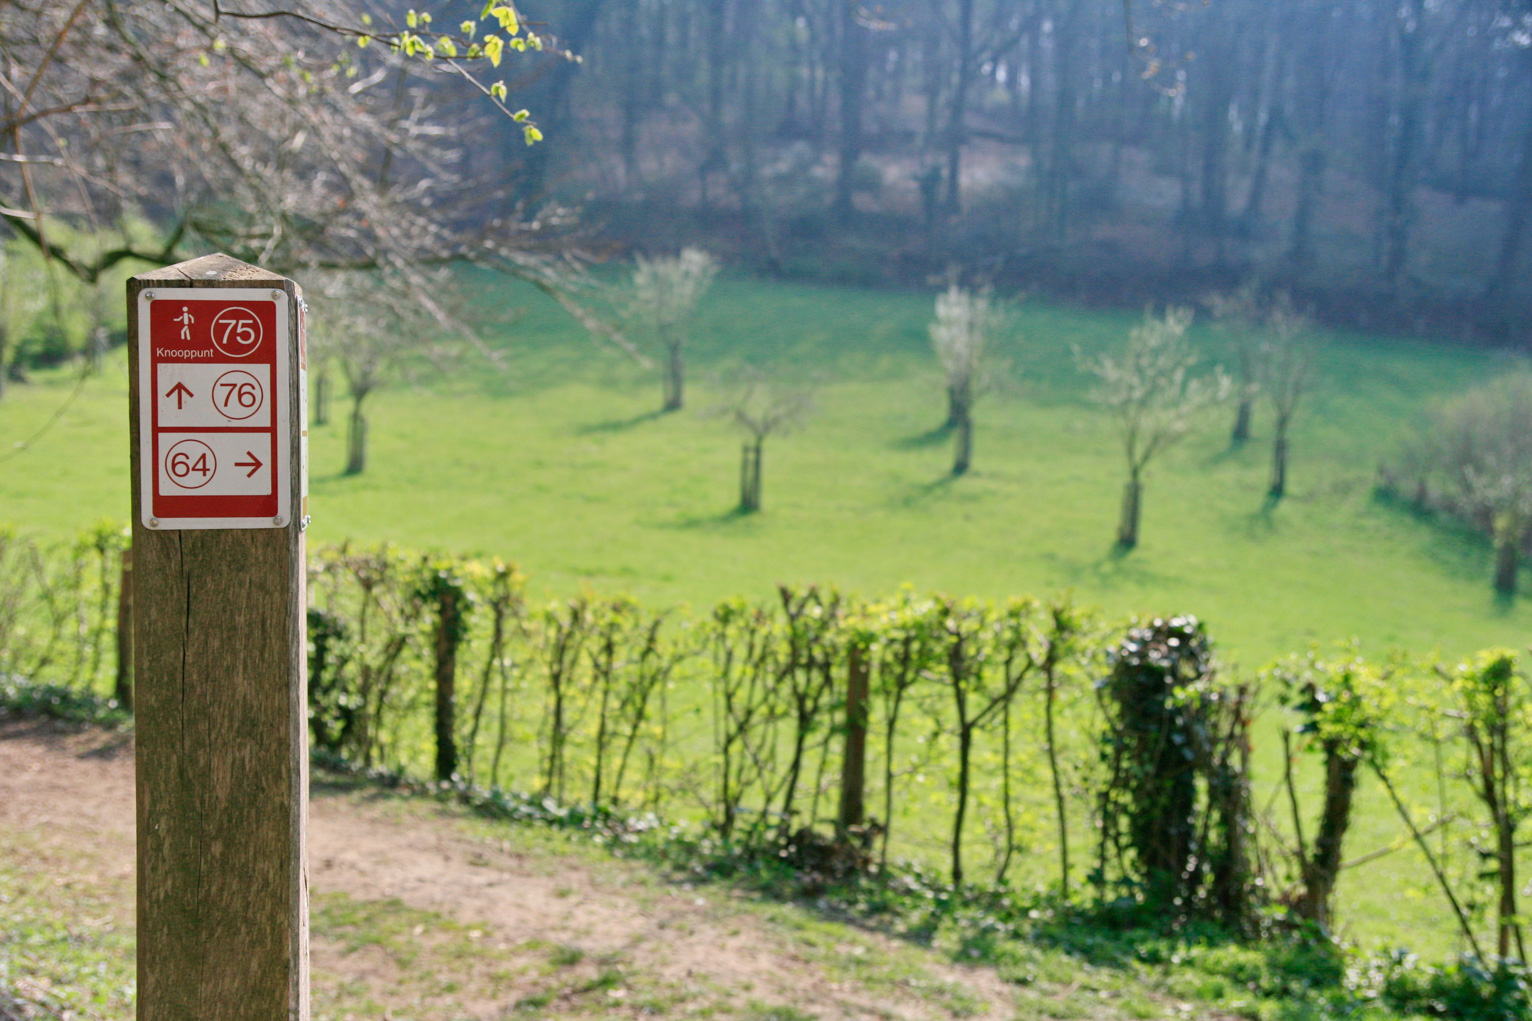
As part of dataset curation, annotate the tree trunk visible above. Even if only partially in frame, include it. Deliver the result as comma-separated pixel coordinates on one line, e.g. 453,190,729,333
943,0,976,213
1287,1,1332,283
1493,532,1518,598
837,645,869,836
1289,143,1326,282
434,587,461,782
664,339,684,412
832,0,869,223
514,0,608,204
1231,398,1253,444
1044,657,1069,897
1238,107,1280,236
1381,2,1427,291
698,0,726,208
951,722,972,885
1296,747,1358,932
619,0,642,191
1237,21,1285,237
345,398,367,475
1269,423,1289,499
114,548,133,712
1044,4,1077,241
1117,475,1142,549
314,368,329,426
952,412,972,476
739,440,763,512
1496,799,1520,958
1196,13,1235,261
735,0,762,217
1485,68,1532,303
750,439,763,511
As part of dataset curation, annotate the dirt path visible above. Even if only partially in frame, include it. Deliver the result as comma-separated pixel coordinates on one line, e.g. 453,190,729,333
1,718,1086,1021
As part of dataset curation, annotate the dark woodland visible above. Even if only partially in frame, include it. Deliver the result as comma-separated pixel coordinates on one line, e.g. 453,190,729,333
483,0,1532,340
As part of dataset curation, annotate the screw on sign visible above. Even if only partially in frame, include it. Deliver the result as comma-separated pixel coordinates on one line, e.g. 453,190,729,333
136,288,291,529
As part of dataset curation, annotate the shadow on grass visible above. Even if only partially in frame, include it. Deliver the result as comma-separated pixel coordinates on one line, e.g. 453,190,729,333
890,423,953,450
1244,493,1281,534
892,473,957,508
1051,543,1169,590
665,505,758,530
1370,485,1500,587
1202,437,1256,468
573,408,667,435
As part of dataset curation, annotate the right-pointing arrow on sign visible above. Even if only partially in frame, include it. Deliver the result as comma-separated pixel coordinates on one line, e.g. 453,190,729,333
235,451,264,478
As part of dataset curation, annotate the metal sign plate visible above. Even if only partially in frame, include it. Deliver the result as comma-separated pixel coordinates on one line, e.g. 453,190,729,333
137,287,291,530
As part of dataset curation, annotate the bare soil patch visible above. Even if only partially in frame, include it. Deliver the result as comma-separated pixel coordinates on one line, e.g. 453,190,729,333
0,717,1111,1020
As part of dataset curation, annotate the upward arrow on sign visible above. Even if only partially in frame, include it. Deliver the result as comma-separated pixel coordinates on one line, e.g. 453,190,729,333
165,382,194,409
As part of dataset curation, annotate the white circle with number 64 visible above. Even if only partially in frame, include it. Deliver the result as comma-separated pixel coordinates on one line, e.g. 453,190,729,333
164,439,216,489
210,306,263,358
211,369,264,421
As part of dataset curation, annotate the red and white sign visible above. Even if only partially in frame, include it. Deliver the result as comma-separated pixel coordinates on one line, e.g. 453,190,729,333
137,288,291,529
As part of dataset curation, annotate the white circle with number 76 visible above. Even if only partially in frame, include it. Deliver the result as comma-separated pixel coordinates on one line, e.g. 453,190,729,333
212,369,265,421
210,306,263,358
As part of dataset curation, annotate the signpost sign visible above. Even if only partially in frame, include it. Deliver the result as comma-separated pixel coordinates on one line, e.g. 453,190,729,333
137,288,292,529
128,254,309,1021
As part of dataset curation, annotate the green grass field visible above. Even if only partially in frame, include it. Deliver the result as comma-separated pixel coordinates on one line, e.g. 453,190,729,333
4,269,1527,665
5,269,1532,962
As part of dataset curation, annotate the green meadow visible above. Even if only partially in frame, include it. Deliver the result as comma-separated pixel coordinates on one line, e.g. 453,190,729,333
7,269,1532,961
4,269,1527,666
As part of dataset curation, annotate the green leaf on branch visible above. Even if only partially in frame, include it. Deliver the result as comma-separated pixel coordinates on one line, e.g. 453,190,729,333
461,21,477,38
435,37,457,58
490,81,507,101
512,108,530,122
490,6,520,34
484,35,503,67
523,125,543,145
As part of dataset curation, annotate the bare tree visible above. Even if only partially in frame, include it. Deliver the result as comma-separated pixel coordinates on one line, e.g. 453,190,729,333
1083,308,1228,550
0,2,560,273
710,367,813,513
628,248,719,412
1204,283,1265,445
1260,298,1313,500
930,284,1006,476
1404,372,1532,597
307,270,464,476
0,245,48,395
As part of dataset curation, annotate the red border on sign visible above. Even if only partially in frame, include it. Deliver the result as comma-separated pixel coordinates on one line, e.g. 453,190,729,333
148,299,280,520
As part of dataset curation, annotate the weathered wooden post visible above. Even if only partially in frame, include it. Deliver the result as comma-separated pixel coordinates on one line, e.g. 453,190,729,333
837,643,870,837
128,253,309,1021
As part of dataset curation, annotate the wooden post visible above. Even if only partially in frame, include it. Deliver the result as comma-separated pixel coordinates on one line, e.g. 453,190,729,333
129,254,309,1021
837,643,869,836
433,584,461,782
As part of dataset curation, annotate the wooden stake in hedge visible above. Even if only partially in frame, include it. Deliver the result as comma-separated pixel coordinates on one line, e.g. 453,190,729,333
129,253,310,1021
837,643,870,837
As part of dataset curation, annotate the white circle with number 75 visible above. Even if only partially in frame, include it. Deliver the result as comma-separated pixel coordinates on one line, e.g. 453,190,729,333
210,306,263,358
211,369,265,421
164,439,217,490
